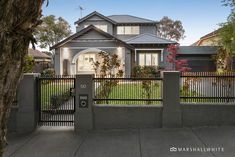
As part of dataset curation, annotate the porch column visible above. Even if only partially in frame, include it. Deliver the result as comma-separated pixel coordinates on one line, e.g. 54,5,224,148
70,63,76,75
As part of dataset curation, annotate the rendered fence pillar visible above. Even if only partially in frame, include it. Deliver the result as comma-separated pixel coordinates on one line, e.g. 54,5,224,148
75,74,94,131
16,73,40,133
162,71,182,128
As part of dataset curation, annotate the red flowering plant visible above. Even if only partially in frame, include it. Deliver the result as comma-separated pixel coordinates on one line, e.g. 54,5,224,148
166,44,194,99
166,44,191,72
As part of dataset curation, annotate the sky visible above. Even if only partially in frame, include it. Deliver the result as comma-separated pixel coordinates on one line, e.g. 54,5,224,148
41,0,231,47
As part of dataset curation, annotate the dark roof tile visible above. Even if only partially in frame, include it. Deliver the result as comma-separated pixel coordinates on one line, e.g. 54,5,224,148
108,15,156,24
125,33,176,44
178,46,218,55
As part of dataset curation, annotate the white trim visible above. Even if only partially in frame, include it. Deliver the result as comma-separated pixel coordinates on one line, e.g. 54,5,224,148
61,47,120,49
70,39,115,42
59,47,63,75
71,48,105,75
134,48,164,62
71,48,102,64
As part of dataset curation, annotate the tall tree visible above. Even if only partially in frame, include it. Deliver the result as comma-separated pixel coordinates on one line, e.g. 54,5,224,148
156,16,185,41
222,0,235,8
0,0,45,156
34,15,72,61
217,17,235,71
216,0,235,71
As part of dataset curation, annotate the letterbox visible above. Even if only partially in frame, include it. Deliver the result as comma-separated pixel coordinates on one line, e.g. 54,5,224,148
79,94,88,108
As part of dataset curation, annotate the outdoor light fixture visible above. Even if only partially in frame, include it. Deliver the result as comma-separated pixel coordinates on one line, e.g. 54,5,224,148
117,46,122,51
63,47,69,59
117,47,123,58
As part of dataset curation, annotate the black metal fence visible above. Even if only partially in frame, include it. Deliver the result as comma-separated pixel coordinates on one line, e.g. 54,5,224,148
37,76,75,126
93,77,162,105
180,72,235,103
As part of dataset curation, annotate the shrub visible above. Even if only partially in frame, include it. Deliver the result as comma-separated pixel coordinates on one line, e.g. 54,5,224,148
132,66,161,104
132,65,160,77
23,55,35,73
41,68,55,77
50,90,71,109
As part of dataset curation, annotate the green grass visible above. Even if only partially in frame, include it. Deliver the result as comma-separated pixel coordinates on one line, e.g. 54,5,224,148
40,81,74,108
95,82,162,105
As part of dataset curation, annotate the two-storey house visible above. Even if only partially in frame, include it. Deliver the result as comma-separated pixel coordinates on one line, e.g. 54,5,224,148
51,11,176,75
51,11,217,75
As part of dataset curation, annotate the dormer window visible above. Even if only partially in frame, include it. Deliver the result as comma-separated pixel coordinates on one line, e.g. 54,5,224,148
117,26,140,35
84,24,108,32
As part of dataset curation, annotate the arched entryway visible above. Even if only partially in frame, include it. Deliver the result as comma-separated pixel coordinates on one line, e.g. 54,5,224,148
71,48,102,75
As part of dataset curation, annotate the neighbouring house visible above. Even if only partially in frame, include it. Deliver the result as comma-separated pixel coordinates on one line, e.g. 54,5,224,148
51,11,218,75
191,29,220,46
192,29,235,71
28,48,52,73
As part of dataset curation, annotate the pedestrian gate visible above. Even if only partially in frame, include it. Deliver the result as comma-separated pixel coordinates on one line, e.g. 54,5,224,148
37,76,75,126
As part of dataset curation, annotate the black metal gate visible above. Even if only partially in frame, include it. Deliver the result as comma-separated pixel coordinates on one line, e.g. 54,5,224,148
37,76,75,126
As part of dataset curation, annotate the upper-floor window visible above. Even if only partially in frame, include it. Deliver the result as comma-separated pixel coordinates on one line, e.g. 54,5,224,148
117,26,140,35
84,24,108,32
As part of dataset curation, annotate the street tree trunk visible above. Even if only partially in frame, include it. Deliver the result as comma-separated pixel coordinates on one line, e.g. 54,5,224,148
0,0,45,156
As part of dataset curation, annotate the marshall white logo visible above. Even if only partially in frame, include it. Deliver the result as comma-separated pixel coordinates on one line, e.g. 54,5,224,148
170,146,224,152
170,147,177,152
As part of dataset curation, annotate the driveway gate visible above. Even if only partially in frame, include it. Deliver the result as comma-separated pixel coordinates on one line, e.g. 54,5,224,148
37,76,75,126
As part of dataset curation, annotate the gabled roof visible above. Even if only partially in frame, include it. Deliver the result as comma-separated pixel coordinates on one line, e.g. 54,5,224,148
125,33,176,44
107,15,156,24
178,46,218,55
50,25,134,50
200,29,220,39
191,29,220,46
74,11,117,25
28,48,51,59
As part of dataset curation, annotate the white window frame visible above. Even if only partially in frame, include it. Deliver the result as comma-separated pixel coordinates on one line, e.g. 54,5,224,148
117,26,140,35
138,53,159,66
135,48,164,65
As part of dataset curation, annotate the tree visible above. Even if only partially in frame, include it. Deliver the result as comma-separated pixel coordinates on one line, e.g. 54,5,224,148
34,15,72,61
93,51,123,104
222,0,235,8
156,16,185,41
0,0,45,156
216,1,235,71
217,21,235,71
166,44,191,72
132,66,160,104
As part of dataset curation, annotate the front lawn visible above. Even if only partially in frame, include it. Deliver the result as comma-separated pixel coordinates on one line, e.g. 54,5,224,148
95,82,162,105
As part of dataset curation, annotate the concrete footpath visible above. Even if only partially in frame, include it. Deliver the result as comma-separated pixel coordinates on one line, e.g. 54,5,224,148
4,125,235,157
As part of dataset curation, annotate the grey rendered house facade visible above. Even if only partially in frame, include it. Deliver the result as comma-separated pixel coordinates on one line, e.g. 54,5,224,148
51,11,217,75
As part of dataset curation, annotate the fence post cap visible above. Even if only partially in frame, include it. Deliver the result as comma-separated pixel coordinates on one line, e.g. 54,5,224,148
23,73,41,78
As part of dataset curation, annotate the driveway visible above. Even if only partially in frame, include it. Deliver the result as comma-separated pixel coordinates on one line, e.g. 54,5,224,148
4,125,235,157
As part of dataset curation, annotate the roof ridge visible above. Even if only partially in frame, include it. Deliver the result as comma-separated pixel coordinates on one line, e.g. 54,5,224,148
125,33,177,44
125,33,146,42
180,46,217,47
74,11,117,25
108,14,155,22
146,33,176,43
